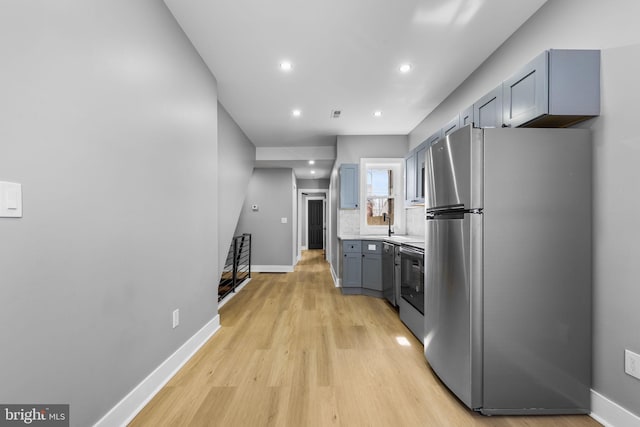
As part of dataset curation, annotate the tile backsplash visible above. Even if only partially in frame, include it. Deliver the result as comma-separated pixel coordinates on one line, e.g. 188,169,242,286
405,206,425,237
339,207,425,238
339,209,360,235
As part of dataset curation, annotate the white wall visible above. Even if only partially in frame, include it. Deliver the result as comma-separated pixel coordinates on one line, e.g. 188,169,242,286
409,0,640,418
0,2,220,426
218,103,256,276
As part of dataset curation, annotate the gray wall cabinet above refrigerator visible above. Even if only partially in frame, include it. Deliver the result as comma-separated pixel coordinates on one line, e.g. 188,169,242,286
405,49,600,212
439,49,601,133
460,106,474,128
503,49,600,128
442,114,461,136
473,85,504,129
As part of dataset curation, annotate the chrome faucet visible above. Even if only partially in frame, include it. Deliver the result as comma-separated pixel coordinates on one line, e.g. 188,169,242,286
383,213,394,237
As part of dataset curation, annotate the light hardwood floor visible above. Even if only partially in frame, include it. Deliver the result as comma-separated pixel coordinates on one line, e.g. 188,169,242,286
130,250,600,427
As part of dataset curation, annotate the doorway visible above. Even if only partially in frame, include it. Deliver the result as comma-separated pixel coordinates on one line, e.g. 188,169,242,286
308,199,324,250
297,188,329,263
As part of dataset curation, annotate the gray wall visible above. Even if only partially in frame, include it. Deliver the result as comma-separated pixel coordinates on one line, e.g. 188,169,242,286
235,168,295,267
409,0,640,416
329,167,340,280
0,2,220,426
218,103,256,275
336,135,409,163
297,178,330,190
328,135,408,282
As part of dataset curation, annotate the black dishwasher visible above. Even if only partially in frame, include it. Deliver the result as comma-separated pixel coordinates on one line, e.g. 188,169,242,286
399,245,424,315
382,242,396,306
398,243,425,343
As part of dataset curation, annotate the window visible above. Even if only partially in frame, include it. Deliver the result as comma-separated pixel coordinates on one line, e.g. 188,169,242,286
366,168,394,226
359,158,403,235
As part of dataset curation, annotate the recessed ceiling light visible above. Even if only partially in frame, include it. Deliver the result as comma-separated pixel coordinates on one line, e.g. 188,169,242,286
374,111,382,117
308,160,315,165
280,61,293,71
311,170,316,174
292,109,301,117
399,63,412,73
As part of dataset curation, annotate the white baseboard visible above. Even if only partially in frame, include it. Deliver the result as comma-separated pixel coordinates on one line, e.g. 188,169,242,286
591,389,640,427
301,245,308,250
252,265,294,273
218,278,251,309
330,264,340,287
94,315,221,427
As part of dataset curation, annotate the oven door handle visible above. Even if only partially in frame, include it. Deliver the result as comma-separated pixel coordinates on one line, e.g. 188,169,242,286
399,246,424,257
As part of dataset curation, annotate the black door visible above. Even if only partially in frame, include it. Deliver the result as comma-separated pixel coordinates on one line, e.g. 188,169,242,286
308,199,323,249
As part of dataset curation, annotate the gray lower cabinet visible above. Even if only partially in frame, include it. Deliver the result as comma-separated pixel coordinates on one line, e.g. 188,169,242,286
341,240,384,296
362,240,383,291
342,240,362,287
343,252,362,287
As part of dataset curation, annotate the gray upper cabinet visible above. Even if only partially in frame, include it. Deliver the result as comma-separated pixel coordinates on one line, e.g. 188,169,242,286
503,49,600,128
473,85,503,128
406,130,439,206
460,106,474,127
442,114,461,136
503,51,547,128
426,129,443,146
415,143,428,204
404,150,417,206
339,163,359,209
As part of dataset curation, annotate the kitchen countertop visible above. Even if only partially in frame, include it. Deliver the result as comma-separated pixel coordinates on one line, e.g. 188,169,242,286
338,234,424,245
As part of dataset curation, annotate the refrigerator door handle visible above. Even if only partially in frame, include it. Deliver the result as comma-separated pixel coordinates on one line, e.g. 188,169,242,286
426,203,465,214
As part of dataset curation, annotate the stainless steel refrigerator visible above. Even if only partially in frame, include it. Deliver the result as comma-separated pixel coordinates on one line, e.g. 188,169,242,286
423,125,592,415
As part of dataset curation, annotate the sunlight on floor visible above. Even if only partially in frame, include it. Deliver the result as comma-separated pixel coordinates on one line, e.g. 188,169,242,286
395,336,412,347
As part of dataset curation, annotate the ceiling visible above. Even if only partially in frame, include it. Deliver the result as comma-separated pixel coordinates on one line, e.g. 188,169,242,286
164,0,547,178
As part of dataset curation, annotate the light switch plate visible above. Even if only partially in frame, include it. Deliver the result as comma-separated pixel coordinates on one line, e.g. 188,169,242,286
625,349,640,380
0,181,22,218
172,309,180,329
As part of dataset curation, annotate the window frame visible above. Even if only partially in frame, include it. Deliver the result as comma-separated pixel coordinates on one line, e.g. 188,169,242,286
359,158,404,235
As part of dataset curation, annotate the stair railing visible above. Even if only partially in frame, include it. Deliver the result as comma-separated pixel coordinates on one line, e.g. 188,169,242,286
218,233,252,301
